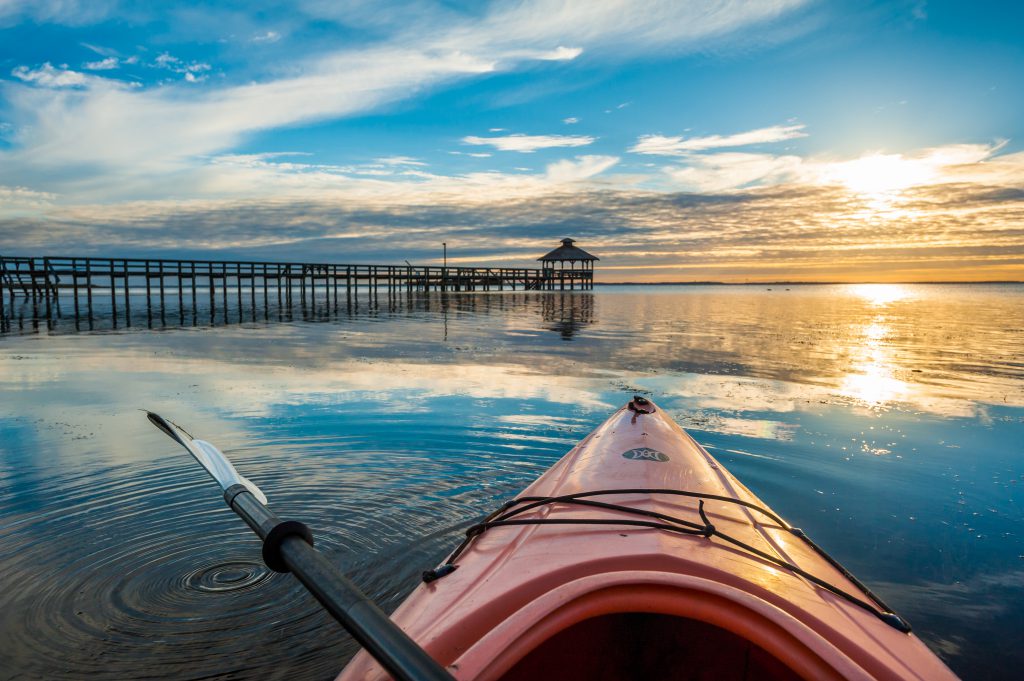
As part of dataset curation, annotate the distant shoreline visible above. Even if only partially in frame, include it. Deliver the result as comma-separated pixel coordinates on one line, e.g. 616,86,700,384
594,280,1024,286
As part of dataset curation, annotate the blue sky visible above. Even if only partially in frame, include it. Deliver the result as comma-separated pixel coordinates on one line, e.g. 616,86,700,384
1,1,1022,281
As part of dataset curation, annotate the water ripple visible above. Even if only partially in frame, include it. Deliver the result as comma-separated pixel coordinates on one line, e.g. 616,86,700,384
0,419,557,680
2,286,1022,680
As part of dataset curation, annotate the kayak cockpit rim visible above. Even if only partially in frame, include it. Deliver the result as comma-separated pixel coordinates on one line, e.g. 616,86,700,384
446,572,879,681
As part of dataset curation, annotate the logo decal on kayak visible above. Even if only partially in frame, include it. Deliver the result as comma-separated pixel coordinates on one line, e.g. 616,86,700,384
622,447,669,462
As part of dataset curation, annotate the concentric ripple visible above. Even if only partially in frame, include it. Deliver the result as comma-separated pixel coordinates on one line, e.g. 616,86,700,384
185,561,271,593
0,407,565,680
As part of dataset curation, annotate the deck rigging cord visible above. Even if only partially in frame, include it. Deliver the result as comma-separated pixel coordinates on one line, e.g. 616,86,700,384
423,488,912,633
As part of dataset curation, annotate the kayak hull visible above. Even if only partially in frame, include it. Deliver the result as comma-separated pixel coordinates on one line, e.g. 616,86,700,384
338,400,957,680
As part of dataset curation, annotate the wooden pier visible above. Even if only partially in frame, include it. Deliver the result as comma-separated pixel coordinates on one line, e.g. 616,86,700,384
0,255,594,331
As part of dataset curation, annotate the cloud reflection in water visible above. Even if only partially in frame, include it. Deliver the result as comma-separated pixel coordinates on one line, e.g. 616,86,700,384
1,285,1022,679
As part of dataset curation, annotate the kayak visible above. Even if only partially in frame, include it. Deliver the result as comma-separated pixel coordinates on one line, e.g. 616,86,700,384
337,397,957,681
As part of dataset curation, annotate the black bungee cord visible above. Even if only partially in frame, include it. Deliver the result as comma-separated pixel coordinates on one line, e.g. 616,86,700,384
423,488,912,634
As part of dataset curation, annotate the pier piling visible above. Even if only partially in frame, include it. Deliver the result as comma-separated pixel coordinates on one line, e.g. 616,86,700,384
0,255,593,330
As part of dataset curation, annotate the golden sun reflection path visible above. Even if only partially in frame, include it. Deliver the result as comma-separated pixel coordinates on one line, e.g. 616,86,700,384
838,284,915,409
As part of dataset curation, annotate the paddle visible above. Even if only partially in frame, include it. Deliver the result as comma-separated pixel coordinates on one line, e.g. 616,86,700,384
146,411,455,681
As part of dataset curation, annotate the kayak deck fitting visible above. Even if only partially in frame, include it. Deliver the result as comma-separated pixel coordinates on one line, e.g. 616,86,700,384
338,397,957,681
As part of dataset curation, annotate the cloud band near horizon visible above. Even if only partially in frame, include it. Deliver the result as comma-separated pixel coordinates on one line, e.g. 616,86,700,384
3,170,1022,283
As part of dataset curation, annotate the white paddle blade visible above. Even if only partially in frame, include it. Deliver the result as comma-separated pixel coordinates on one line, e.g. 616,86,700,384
193,440,269,504
147,411,268,504
237,475,269,506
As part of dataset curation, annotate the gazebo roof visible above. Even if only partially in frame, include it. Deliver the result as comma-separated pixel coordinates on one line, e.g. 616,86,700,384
538,238,599,262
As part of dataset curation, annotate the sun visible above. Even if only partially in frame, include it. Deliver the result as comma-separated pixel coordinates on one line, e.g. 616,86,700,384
826,153,936,195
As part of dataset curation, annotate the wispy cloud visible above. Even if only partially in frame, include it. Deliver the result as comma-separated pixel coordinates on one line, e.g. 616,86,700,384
0,0,809,195
152,52,212,82
11,63,90,88
544,155,618,181
459,0,808,59
631,124,808,155
536,46,583,61
659,142,1011,193
0,0,117,27
10,62,141,91
462,133,596,152
663,152,803,192
80,42,117,57
82,57,119,70
563,117,579,125
0,185,56,212
377,156,428,167
816,143,1000,192
0,48,499,187
251,30,281,44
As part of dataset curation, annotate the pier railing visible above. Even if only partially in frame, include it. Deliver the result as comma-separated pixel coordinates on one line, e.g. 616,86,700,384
0,255,593,331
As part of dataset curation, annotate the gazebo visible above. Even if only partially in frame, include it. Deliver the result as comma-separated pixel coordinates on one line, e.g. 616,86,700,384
537,238,598,290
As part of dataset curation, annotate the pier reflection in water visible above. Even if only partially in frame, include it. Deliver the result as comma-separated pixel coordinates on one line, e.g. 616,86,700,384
1,284,1022,680
1,286,598,338
541,293,594,340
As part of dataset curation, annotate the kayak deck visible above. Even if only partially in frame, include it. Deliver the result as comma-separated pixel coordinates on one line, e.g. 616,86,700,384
338,399,957,681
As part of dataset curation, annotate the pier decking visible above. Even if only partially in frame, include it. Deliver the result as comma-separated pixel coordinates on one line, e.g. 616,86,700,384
0,255,594,331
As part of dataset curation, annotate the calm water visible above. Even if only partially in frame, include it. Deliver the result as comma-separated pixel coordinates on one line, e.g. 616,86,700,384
1,284,1023,680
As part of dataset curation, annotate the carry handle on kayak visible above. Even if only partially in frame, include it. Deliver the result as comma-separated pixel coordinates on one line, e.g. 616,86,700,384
147,411,455,681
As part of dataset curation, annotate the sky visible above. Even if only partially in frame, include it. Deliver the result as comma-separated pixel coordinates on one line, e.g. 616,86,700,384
0,0,1022,282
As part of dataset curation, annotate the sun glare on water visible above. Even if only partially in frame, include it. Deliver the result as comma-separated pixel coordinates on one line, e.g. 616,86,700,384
837,284,918,408
839,318,909,408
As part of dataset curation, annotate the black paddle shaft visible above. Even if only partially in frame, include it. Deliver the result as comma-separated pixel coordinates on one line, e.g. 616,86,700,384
224,486,455,681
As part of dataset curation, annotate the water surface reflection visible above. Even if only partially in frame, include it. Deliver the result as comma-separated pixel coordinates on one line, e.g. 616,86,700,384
1,284,1022,679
